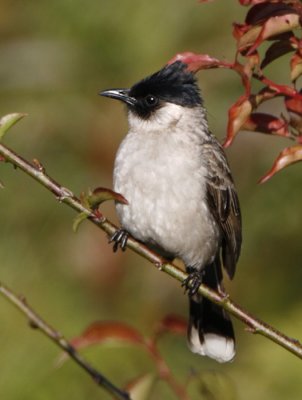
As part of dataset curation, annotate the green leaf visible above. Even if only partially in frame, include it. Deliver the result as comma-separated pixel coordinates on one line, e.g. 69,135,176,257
73,188,127,232
72,211,90,232
0,113,27,141
195,371,236,400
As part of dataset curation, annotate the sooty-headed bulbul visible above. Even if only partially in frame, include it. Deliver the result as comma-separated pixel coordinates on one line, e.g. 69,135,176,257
100,61,242,363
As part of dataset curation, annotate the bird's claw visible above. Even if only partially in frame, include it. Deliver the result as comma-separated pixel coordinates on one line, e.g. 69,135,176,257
181,271,203,296
109,229,129,252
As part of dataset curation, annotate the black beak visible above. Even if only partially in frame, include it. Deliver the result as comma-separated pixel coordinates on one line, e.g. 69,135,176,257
99,88,137,107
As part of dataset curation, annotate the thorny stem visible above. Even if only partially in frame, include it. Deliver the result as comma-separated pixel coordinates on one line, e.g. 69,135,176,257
1,141,302,367
0,282,131,400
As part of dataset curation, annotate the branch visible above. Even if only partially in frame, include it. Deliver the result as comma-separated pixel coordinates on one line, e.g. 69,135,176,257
1,141,302,362
0,281,131,400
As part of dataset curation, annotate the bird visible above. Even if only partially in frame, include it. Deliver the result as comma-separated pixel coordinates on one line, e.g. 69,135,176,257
100,60,242,363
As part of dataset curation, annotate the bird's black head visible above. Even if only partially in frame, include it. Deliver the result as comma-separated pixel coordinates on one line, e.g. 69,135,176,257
100,61,202,119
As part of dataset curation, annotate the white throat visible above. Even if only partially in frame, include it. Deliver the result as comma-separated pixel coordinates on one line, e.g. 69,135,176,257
128,102,184,133
127,102,209,139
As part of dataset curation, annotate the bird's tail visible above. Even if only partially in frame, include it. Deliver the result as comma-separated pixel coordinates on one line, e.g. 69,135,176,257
187,261,235,363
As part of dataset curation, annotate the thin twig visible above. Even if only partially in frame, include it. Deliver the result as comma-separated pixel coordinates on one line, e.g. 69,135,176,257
1,141,302,361
0,281,131,400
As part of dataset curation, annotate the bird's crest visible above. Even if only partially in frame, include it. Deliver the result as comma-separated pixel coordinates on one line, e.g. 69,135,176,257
129,61,202,107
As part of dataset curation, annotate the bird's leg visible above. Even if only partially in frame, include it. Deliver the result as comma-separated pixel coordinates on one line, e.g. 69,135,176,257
182,268,204,296
109,228,129,252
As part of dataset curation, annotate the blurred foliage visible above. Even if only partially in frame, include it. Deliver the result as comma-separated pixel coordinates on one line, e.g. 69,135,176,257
1,1,302,399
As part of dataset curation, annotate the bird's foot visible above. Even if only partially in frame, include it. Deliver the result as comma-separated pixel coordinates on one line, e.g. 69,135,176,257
181,270,203,296
217,284,228,298
109,228,129,252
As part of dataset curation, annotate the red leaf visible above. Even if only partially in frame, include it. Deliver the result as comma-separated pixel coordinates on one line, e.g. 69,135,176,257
285,93,302,115
90,187,128,207
245,2,298,25
167,52,231,74
237,25,262,51
70,321,145,350
285,93,302,133
290,51,302,81
239,13,300,54
233,23,251,41
261,39,295,69
224,95,253,147
259,145,302,183
154,315,187,339
242,113,290,137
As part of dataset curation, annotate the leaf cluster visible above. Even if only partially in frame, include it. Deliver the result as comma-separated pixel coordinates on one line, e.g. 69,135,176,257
172,0,302,182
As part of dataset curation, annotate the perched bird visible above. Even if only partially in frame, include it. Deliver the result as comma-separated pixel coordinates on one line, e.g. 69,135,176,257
100,61,242,363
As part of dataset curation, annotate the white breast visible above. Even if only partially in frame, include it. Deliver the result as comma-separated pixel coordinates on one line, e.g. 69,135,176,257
113,104,220,269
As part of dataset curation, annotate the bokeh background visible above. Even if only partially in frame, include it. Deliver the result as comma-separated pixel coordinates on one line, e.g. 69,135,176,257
1,1,302,399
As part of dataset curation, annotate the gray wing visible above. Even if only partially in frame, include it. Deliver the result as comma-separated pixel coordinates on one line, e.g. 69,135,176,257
203,143,242,279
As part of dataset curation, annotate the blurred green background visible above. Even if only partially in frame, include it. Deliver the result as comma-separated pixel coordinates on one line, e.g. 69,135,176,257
1,1,302,399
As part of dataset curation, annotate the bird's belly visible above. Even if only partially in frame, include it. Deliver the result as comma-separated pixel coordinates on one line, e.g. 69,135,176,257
114,147,219,268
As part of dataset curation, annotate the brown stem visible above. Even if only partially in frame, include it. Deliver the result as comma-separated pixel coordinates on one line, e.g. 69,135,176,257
1,141,302,361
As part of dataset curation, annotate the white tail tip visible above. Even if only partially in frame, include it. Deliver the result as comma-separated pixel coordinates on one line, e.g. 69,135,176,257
188,327,235,363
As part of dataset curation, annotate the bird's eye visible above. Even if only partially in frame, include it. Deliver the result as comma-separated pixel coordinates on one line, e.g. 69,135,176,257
144,94,158,107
